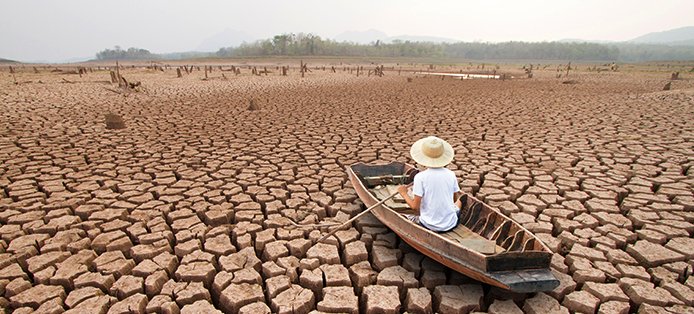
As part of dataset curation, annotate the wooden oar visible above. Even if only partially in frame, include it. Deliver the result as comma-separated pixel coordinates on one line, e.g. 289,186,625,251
315,189,401,243
287,219,341,228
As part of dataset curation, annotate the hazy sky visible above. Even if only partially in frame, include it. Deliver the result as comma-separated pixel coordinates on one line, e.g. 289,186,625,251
1,0,692,62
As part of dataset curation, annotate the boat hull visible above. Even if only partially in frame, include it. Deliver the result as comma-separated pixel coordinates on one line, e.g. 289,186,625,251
348,162,559,293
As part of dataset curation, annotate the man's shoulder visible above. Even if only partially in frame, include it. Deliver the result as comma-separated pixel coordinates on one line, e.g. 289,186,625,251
419,168,454,179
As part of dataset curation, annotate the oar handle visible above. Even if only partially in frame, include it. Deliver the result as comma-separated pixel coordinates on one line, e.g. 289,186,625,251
316,189,401,243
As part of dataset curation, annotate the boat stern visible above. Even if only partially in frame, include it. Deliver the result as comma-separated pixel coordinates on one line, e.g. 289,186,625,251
489,268,560,293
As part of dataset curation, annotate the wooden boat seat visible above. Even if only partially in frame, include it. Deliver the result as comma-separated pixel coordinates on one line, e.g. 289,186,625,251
371,187,416,214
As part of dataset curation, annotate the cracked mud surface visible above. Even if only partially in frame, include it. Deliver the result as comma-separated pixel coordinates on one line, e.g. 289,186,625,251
0,63,693,313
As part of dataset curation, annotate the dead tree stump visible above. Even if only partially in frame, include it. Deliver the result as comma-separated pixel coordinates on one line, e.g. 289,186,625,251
248,99,260,111
115,61,121,82
177,68,182,78
105,113,126,129
110,71,118,83
663,82,671,91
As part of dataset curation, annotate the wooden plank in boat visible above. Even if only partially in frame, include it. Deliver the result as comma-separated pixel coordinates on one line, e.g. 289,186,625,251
371,188,410,210
458,239,496,255
441,232,498,255
446,225,505,254
449,225,480,240
385,185,406,203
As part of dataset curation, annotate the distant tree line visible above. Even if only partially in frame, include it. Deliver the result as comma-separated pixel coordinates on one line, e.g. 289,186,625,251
94,34,694,62
613,43,694,62
216,33,694,62
444,41,620,60
96,46,156,60
216,33,446,58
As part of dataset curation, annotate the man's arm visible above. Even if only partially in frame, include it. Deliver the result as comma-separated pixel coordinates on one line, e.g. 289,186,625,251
397,185,421,213
453,191,463,203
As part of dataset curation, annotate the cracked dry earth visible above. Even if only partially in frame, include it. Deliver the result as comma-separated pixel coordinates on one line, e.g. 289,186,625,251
0,65,693,314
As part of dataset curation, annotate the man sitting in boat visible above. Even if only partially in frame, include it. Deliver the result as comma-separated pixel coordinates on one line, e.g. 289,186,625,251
397,136,463,232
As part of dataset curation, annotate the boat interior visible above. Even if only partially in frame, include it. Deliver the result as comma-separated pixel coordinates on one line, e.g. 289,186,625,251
353,162,547,256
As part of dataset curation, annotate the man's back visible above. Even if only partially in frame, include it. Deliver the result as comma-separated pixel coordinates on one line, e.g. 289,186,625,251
413,167,460,232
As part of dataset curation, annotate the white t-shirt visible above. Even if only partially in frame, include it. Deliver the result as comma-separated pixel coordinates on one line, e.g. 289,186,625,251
413,167,461,232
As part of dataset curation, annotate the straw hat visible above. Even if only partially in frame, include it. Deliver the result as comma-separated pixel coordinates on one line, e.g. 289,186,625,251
410,136,454,168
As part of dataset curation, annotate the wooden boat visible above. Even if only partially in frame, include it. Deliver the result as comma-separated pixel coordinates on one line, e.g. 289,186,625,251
348,162,559,293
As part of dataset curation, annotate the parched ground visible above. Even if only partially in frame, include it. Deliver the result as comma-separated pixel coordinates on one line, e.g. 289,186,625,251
0,63,693,313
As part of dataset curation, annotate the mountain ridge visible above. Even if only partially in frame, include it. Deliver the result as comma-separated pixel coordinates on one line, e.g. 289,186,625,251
629,26,694,45
0,58,19,63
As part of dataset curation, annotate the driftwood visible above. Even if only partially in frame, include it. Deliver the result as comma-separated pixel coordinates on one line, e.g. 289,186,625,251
372,65,385,77
105,65,142,94
300,61,311,77
127,80,141,89
116,61,121,86
525,67,533,79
